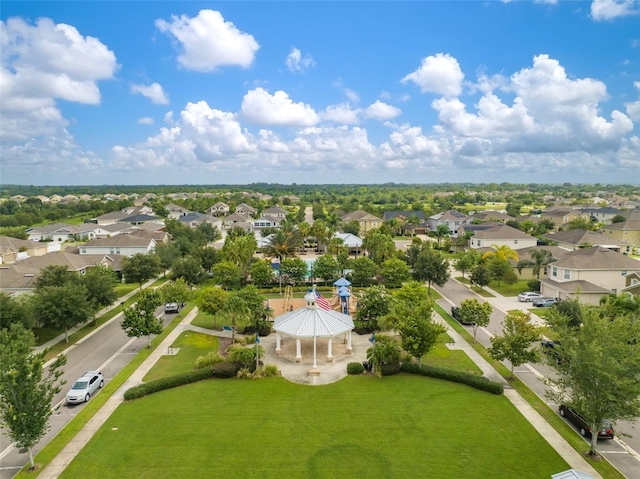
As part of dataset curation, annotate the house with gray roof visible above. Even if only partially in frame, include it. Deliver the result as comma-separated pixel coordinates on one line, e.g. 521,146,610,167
542,229,633,255
79,235,156,257
427,210,470,235
25,223,90,242
464,224,537,250
576,207,623,224
208,202,230,216
540,246,640,305
0,236,52,264
236,203,258,216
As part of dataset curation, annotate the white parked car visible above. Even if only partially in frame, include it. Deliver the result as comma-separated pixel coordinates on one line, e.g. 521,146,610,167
517,291,544,302
66,371,104,404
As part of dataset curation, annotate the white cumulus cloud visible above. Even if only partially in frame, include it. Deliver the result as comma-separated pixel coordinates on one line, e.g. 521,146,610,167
130,82,169,105
0,16,117,143
155,9,259,72
591,0,639,20
401,53,464,98
364,100,401,121
240,88,319,127
624,81,640,120
285,47,316,73
321,103,361,124
138,117,155,125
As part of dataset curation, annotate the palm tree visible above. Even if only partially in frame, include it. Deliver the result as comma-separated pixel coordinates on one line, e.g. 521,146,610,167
219,294,250,342
516,249,554,279
482,244,519,262
434,224,451,246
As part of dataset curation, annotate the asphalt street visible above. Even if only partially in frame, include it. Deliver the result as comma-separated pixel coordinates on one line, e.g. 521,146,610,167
435,278,640,479
0,308,176,479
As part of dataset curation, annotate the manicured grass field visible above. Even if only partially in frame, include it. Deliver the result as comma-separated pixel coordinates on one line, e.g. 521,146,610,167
60,375,568,479
488,279,530,297
142,331,218,382
454,277,495,297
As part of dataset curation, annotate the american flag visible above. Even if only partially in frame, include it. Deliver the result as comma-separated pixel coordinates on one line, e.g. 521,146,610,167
315,291,332,311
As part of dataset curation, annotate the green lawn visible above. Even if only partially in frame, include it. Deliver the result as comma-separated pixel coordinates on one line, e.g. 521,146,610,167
488,279,530,297
190,310,218,330
422,334,482,375
455,277,496,298
60,375,569,479
143,331,218,382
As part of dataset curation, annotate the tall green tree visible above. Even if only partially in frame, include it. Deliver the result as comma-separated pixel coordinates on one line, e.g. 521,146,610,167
362,230,396,264
311,254,340,286
83,265,118,317
434,224,451,246
219,293,251,342
154,242,182,275
458,298,492,342
262,227,303,261
211,260,242,290
470,263,491,290
121,288,163,348
196,286,230,329
161,278,192,314
481,244,519,262
171,256,206,286
413,247,450,294
379,257,411,287
354,285,391,331
453,249,481,279
121,253,162,289
489,311,540,378
34,283,94,342
222,234,257,280
397,303,446,365
281,257,309,284
249,258,275,287
0,324,66,470
545,305,640,456
349,256,378,287
34,265,76,290
366,335,401,377
0,293,35,330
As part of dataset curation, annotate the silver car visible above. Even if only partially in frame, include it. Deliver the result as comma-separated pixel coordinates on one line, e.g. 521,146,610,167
66,371,104,404
518,291,543,302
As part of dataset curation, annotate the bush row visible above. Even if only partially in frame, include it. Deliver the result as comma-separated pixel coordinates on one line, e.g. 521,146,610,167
124,368,214,400
401,362,504,395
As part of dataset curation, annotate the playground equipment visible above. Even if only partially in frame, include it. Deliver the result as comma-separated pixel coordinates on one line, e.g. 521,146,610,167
282,285,293,313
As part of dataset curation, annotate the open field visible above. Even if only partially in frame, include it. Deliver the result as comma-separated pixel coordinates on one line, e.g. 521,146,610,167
60,375,569,479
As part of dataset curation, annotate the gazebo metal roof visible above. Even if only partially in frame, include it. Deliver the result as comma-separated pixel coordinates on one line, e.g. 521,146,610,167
274,292,354,338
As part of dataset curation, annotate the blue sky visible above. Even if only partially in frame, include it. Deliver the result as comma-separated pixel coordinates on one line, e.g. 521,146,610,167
1,1,639,186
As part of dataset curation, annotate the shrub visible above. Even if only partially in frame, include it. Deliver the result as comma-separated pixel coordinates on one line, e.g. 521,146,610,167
347,362,365,375
262,364,279,377
227,344,263,368
212,361,242,378
380,361,402,376
401,363,503,395
124,368,213,400
194,351,224,370
527,279,541,292
236,367,254,379
353,319,378,335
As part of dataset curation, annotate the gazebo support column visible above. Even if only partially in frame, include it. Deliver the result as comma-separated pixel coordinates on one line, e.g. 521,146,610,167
346,330,353,354
295,338,302,363
327,337,333,363
275,332,282,355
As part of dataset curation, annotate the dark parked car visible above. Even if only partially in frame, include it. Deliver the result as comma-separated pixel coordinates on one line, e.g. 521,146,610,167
559,405,614,439
541,339,564,364
451,306,475,325
533,297,559,307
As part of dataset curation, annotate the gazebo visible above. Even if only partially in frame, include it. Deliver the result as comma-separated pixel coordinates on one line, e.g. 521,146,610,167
273,292,355,375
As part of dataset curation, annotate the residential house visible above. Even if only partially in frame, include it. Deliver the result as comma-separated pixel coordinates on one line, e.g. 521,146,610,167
165,203,191,219
208,202,230,216
333,232,363,256
540,208,591,230
0,236,52,264
79,235,156,257
93,211,130,226
236,203,257,216
26,223,83,242
262,206,288,220
253,217,281,230
118,213,163,227
603,211,640,249
576,207,623,225
540,246,640,305
427,210,471,235
542,229,633,255
279,195,300,203
177,212,222,231
382,211,427,235
470,210,513,223
341,210,383,236
221,212,253,232
464,224,538,250
472,245,568,280
621,271,640,296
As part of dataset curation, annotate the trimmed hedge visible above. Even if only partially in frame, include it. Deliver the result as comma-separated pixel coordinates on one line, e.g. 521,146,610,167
124,368,214,400
212,361,242,378
380,361,402,376
401,362,504,395
347,362,365,375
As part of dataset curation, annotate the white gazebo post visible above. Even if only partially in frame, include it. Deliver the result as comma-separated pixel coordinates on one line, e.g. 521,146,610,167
327,337,333,362
295,338,302,363
347,330,352,354
275,332,282,355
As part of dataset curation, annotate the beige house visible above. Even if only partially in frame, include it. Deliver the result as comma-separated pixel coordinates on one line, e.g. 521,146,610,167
603,211,640,248
540,208,591,230
79,235,156,257
341,210,383,236
0,236,53,264
542,229,633,255
540,246,640,305
208,202,230,216
466,224,538,250
236,203,257,216
621,271,640,296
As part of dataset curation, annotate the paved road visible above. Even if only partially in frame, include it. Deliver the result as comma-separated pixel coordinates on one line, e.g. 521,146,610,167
435,279,640,479
0,308,176,479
